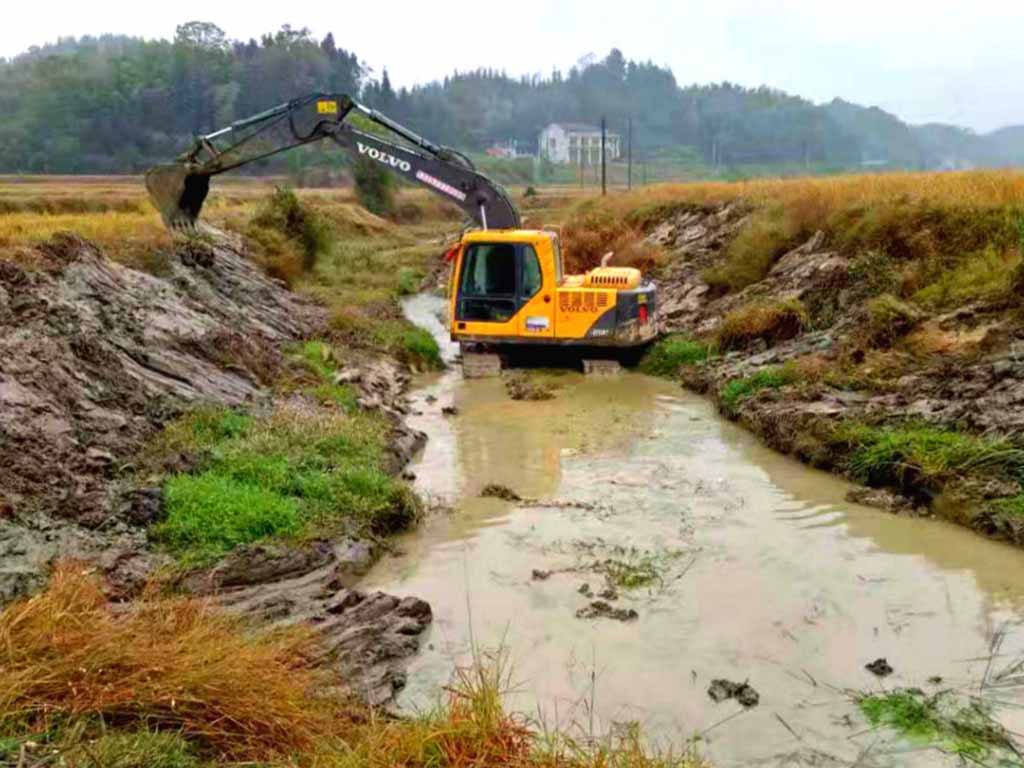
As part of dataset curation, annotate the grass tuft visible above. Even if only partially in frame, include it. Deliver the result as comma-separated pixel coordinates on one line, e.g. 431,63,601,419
865,294,924,347
837,422,1024,490
719,366,797,415
702,205,803,293
717,299,807,351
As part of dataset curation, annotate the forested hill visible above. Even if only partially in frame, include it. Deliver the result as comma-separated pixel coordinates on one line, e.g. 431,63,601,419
0,23,1020,176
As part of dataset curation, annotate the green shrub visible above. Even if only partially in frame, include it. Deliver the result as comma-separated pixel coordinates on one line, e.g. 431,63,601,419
638,336,710,377
397,267,421,296
717,298,807,351
718,366,796,415
354,157,396,217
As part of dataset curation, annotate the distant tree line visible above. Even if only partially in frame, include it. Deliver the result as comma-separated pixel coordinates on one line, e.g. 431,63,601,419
0,25,1020,176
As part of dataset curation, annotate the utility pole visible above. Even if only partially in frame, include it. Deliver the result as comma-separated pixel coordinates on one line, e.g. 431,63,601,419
627,117,632,191
600,116,607,196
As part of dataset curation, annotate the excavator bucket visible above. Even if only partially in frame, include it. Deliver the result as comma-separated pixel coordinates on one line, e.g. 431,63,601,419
145,163,212,230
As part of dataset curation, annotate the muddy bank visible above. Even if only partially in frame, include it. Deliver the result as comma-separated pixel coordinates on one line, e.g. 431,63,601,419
646,203,1024,542
0,230,430,703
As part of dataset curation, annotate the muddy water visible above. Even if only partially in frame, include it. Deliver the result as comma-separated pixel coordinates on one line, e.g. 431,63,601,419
366,295,1024,765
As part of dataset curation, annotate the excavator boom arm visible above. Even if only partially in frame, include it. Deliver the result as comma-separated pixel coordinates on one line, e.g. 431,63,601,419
146,93,520,230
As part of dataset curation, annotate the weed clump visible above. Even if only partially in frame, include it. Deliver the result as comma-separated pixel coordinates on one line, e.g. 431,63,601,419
639,336,710,377
248,187,335,284
717,298,807,351
859,689,1013,760
0,566,344,762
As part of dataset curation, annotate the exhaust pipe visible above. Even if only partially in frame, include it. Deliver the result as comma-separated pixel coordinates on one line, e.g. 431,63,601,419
145,163,212,230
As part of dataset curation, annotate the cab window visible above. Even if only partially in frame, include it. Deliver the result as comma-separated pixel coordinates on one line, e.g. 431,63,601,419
456,242,543,323
521,245,543,299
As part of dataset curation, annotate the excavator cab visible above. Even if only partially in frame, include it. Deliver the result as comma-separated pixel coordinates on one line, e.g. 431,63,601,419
449,230,657,367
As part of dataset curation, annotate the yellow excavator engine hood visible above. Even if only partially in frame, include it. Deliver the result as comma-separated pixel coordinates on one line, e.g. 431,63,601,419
582,267,642,290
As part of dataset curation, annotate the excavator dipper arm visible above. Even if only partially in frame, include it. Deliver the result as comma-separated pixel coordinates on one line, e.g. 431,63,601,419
146,93,520,230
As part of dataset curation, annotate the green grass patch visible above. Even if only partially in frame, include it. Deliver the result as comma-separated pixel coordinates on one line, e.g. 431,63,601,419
859,689,1013,761
837,422,1024,489
150,407,419,565
639,336,710,377
156,474,301,562
719,366,796,415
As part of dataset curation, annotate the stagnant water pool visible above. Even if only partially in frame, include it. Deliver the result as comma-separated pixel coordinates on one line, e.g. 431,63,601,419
362,294,1024,766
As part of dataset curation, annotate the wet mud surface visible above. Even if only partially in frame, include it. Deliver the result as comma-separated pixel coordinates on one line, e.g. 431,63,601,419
364,295,1024,766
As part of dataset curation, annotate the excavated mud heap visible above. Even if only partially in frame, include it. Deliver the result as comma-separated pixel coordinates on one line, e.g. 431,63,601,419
0,232,433,703
0,233,325,601
0,233,318,524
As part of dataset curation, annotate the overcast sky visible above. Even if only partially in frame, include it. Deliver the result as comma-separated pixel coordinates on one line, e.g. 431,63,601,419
2,0,1021,132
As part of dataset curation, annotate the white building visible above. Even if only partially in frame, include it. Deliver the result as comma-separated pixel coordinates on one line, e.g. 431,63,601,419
539,123,622,165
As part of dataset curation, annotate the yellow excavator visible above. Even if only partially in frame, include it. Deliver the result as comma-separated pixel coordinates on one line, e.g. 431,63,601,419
147,93,657,373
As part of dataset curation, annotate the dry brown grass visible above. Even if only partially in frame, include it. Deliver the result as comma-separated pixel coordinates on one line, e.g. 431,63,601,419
0,567,707,767
0,564,348,762
717,298,808,351
574,171,1024,222
560,201,664,274
564,171,1024,296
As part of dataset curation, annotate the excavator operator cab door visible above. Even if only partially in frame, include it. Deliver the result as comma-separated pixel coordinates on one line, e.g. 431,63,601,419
454,240,554,340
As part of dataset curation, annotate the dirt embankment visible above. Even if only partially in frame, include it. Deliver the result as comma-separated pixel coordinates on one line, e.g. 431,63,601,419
644,202,1024,542
0,230,430,704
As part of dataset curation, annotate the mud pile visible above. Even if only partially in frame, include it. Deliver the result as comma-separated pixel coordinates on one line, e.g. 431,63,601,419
0,231,431,702
0,233,318,598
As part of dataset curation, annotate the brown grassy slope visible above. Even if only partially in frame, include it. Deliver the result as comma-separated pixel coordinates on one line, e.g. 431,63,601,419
561,171,1024,292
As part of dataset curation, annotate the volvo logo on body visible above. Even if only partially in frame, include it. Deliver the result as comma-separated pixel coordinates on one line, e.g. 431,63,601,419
356,142,412,172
